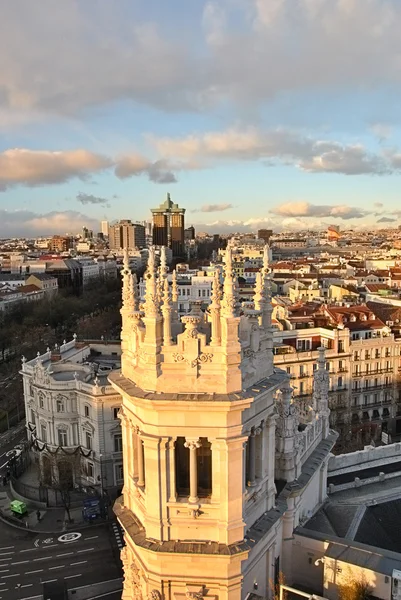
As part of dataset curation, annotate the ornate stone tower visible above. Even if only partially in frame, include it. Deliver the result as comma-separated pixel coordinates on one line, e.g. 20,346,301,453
110,246,336,600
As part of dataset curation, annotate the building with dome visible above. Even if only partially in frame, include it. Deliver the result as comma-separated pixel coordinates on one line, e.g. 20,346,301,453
109,245,336,600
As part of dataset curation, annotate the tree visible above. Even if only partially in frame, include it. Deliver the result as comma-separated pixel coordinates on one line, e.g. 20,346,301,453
338,570,373,600
270,571,287,600
53,454,80,524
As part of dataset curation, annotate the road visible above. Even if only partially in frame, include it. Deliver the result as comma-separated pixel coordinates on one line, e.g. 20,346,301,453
0,428,27,478
0,521,123,599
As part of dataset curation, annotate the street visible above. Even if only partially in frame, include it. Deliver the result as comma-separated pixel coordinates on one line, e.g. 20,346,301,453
0,428,27,479
0,520,123,599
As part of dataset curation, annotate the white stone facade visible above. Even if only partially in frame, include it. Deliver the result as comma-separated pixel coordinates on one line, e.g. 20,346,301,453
109,246,336,600
21,339,123,496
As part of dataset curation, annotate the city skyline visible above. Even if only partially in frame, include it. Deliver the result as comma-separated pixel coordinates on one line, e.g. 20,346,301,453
2,1,401,236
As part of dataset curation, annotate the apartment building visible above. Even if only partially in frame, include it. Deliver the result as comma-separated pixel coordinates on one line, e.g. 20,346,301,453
273,303,401,451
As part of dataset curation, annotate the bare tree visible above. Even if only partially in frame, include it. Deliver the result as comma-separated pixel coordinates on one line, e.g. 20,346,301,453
338,569,373,600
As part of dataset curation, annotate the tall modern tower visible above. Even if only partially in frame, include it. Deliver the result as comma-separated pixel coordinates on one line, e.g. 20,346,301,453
151,194,185,257
109,244,335,600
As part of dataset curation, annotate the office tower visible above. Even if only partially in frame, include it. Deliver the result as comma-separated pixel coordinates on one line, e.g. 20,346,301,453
184,225,195,240
101,220,109,237
151,193,185,257
258,229,273,244
109,220,146,250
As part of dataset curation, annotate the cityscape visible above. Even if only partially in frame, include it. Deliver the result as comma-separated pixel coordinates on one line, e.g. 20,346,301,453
2,2,401,600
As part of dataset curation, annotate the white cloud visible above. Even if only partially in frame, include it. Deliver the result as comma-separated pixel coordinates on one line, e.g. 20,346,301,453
193,203,235,213
152,128,391,176
271,201,369,219
1,1,401,117
0,149,111,190
114,155,177,184
0,209,99,237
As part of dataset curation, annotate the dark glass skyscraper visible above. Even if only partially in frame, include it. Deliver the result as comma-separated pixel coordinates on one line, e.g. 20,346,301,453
151,194,185,257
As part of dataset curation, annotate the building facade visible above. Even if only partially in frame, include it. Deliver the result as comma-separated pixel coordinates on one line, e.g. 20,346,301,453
109,246,336,600
151,193,185,257
273,304,401,451
21,339,124,497
109,220,146,250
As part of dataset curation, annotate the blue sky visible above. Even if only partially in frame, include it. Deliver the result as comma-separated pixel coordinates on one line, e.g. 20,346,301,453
1,0,401,236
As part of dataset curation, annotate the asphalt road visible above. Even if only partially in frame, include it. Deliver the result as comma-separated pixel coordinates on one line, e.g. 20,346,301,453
0,429,27,478
0,520,123,599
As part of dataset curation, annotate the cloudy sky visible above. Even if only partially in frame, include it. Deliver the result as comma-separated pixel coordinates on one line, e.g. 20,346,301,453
2,0,401,236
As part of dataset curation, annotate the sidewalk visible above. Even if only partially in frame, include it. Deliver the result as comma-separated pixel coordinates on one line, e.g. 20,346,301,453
0,483,109,533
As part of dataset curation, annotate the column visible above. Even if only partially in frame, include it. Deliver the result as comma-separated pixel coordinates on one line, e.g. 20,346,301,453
137,431,145,488
184,438,201,503
267,416,277,510
247,428,256,487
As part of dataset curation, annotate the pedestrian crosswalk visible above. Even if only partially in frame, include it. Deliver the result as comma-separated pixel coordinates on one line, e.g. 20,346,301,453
112,520,125,550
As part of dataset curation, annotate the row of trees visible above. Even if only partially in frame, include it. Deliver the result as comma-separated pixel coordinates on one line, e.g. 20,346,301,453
0,276,123,432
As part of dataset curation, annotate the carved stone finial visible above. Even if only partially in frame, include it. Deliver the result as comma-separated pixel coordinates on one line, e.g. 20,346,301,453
73,333,77,341
221,246,238,318
210,269,221,308
143,246,159,317
182,315,201,338
21,355,26,364
263,243,270,273
171,269,178,303
253,271,265,312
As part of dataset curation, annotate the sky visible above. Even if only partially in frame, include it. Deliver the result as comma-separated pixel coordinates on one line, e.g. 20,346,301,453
1,0,401,237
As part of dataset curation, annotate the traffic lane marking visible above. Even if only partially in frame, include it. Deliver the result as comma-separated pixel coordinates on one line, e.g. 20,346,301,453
26,569,43,574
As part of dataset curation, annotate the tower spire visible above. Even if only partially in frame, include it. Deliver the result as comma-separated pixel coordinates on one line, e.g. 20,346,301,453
209,269,222,345
221,246,238,318
143,246,159,317
171,269,179,324
161,276,173,346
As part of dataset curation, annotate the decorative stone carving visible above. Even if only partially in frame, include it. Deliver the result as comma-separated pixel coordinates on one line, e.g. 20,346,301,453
148,591,162,600
172,352,213,369
182,315,201,338
186,592,203,600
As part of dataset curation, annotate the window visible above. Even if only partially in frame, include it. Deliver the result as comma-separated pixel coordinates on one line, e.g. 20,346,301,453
84,405,90,418
114,434,123,452
175,437,189,496
40,424,47,442
39,396,44,409
364,395,368,406
296,340,311,351
30,410,36,426
197,438,212,497
85,431,92,450
300,365,305,377
338,341,345,353
58,428,68,446
87,462,94,478
354,352,360,361
286,367,291,375
113,407,119,420
313,363,317,372
115,464,124,482
339,360,343,371
365,350,370,360
299,381,304,395
56,399,64,413
338,376,343,388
